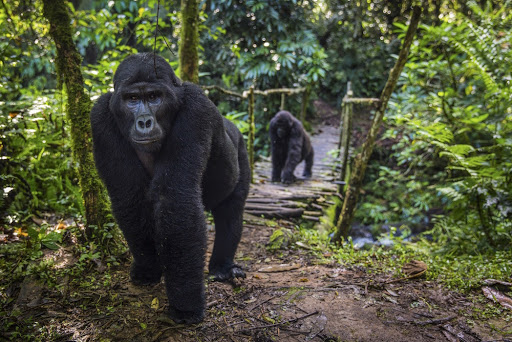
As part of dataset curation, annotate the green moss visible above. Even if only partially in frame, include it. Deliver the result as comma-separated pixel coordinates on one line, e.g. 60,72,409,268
179,0,199,83
42,0,111,236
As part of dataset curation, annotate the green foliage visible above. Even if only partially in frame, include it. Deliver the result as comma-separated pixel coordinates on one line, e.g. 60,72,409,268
203,0,328,88
1,92,82,222
370,1,512,253
0,1,53,101
27,224,63,250
356,165,440,226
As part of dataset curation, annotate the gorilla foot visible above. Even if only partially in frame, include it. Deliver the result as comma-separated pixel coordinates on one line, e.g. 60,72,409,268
281,175,296,184
302,171,312,178
167,306,204,325
209,264,246,282
130,263,162,286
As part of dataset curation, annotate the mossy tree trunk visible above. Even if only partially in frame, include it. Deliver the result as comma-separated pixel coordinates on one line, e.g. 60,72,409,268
42,0,110,237
248,87,255,183
332,6,423,245
179,0,199,83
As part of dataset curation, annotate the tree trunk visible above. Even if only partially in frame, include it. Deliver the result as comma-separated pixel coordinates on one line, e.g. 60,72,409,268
42,0,110,237
248,87,255,183
179,0,199,83
332,6,422,245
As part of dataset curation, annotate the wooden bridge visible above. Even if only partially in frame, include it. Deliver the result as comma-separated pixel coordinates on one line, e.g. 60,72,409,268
244,124,341,223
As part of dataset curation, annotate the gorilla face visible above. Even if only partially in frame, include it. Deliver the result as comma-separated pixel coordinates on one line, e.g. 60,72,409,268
120,83,166,152
273,114,292,139
109,53,183,153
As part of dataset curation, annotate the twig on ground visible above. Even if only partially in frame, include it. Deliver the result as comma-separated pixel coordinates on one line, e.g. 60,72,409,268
249,293,284,312
238,311,319,333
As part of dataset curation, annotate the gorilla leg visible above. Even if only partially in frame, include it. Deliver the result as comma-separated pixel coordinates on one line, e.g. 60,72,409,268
271,144,286,182
154,199,207,324
209,193,246,281
303,149,314,178
113,200,162,286
209,146,249,281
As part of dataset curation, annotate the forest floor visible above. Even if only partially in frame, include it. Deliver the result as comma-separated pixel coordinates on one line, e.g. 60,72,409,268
3,101,511,342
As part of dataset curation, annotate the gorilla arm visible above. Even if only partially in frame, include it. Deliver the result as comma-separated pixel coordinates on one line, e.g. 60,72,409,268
149,84,214,321
90,92,162,285
269,118,286,182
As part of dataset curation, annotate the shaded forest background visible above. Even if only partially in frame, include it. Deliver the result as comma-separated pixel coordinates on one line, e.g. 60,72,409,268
0,0,511,334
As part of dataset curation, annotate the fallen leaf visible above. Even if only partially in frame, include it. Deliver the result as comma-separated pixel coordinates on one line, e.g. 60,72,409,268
55,222,67,231
258,263,301,273
262,314,275,324
151,297,159,310
385,288,399,297
482,286,512,310
296,241,312,250
402,260,427,277
14,228,28,237
299,278,309,282
383,294,398,304
253,274,262,279
483,279,512,287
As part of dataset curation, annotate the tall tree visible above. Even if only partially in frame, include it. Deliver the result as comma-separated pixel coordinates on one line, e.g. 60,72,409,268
179,0,199,83
42,0,110,237
332,6,423,244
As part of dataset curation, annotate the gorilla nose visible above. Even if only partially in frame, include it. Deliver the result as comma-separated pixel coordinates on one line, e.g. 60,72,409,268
136,115,154,134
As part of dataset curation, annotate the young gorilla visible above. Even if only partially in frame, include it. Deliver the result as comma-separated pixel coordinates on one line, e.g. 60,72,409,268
270,110,314,184
90,53,249,324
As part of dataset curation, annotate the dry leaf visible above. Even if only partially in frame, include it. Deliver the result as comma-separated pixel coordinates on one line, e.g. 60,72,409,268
483,279,512,287
299,278,309,282
151,297,159,310
296,241,312,250
55,222,67,231
385,288,399,297
383,294,398,304
482,286,512,310
14,228,28,237
402,260,427,277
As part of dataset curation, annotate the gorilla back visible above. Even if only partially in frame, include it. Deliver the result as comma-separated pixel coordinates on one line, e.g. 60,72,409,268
90,53,250,324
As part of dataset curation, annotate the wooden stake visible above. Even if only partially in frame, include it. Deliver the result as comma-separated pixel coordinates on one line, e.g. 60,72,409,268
333,6,423,244
248,86,255,183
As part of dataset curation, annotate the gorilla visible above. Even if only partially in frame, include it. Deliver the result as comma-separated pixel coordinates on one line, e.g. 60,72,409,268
90,53,249,324
269,110,314,184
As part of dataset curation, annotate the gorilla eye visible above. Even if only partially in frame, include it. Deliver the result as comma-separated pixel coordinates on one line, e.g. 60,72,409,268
129,95,138,102
148,93,159,101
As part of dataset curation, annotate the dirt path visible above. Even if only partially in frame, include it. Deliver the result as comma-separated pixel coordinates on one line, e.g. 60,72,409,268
5,106,508,342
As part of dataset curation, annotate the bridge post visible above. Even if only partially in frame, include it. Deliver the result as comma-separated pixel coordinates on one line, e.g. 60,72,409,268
338,81,353,192
248,86,255,183
280,93,286,110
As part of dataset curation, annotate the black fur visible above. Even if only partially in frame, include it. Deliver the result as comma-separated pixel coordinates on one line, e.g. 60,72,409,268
269,110,314,184
90,53,249,324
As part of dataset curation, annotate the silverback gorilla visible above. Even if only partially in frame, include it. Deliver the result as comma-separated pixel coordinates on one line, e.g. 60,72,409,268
90,53,249,324
270,110,314,184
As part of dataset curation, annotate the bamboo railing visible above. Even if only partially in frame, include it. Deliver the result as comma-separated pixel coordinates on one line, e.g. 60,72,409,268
202,85,308,183
337,82,380,192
